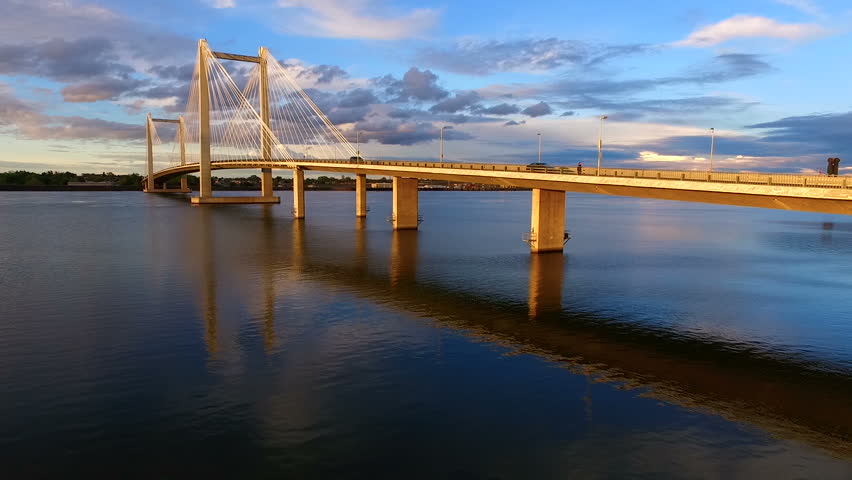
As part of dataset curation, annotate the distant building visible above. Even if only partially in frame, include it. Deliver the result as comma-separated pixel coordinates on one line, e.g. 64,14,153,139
370,183,393,189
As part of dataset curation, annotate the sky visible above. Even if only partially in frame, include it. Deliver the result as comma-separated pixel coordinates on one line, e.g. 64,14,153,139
1,0,852,174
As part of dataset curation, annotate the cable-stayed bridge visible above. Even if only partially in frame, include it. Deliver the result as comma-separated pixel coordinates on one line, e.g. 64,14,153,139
144,40,852,253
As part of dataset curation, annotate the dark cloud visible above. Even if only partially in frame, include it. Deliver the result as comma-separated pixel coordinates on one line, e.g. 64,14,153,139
746,111,852,157
21,115,141,141
300,64,348,84
353,117,472,145
0,37,134,82
388,108,421,119
558,96,756,118
560,111,576,117
473,103,520,115
692,54,772,83
337,88,378,108
374,67,449,102
325,106,371,125
418,38,653,75
521,101,553,117
148,63,196,81
302,87,378,125
504,120,526,126
61,77,146,103
0,84,140,141
0,0,193,64
429,91,481,113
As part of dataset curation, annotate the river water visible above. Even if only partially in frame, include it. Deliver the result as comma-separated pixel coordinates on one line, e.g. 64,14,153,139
1,190,852,478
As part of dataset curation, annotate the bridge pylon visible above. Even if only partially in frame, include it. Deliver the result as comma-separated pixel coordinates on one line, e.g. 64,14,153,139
191,39,279,205
145,113,190,193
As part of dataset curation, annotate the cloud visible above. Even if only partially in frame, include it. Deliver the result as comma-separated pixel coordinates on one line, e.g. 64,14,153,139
478,54,768,120
302,87,379,125
473,103,521,115
0,1,192,64
0,83,140,141
418,37,652,75
746,111,852,157
775,0,824,18
353,117,472,145
694,54,771,82
521,101,553,117
375,67,449,102
298,64,349,84
0,37,133,82
560,111,576,117
429,91,481,113
61,77,146,102
503,120,526,127
205,0,236,7
673,15,827,47
276,0,439,40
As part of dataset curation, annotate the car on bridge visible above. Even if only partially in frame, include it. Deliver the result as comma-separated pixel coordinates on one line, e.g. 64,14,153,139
349,156,363,163
526,162,550,172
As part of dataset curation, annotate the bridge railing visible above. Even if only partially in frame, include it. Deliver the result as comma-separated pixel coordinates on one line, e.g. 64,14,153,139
305,159,850,190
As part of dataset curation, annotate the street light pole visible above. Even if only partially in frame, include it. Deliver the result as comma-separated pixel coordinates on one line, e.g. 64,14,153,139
597,115,608,172
537,133,542,164
440,126,448,162
356,131,360,163
709,127,715,173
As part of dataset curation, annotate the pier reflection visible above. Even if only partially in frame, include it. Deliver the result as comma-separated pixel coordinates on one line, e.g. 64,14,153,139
184,208,852,458
198,207,218,354
390,229,418,286
527,252,564,318
261,206,276,350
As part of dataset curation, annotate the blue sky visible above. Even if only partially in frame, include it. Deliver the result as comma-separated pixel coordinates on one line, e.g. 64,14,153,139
1,0,851,174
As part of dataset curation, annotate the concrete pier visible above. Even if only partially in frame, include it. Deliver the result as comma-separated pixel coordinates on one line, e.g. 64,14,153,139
356,173,367,217
392,177,419,230
293,168,305,219
530,189,566,253
261,168,275,199
180,176,189,191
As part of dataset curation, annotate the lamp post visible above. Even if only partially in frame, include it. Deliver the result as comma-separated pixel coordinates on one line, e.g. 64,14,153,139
440,125,448,162
709,127,715,173
356,131,360,163
537,133,542,164
597,115,608,172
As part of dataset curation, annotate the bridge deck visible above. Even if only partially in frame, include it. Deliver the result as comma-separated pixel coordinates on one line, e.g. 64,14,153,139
147,159,852,215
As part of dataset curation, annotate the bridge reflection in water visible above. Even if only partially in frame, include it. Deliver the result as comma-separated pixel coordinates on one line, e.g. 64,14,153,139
182,205,852,458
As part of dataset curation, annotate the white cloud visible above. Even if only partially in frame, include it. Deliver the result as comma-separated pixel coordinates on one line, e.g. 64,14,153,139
638,151,697,163
276,0,439,40
673,15,827,47
775,0,824,18
206,0,236,7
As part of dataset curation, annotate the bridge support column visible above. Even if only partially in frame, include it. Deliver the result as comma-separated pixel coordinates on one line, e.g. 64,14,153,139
180,176,189,192
392,177,419,230
356,174,367,217
293,168,305,219
529,189,566,253
198,40,213,200
261,168,274,198
145,113,155,193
